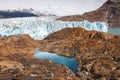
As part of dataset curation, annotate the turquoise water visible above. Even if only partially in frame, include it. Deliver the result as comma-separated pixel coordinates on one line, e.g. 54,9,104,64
108,28,120,35
33,28,120,74
34,51,78,73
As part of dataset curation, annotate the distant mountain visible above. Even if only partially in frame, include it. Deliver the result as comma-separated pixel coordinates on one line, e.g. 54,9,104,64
58,0,120,28
0,8,56,19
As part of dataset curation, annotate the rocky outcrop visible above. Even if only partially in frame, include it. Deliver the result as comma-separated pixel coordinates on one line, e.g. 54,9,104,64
39,27,120,80
0,34,38,57
0,27,120,80
58,0,120,28
0,34,78,80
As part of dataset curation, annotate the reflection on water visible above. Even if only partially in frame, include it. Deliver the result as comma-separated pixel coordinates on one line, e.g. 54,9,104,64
34,50,78,73
108,28,120,35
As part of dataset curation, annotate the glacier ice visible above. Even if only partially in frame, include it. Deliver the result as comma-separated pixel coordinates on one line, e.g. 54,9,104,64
0,17,108,40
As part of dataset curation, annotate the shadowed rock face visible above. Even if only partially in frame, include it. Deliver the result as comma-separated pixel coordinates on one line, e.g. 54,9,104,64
58,0,120,28
39,27,120,80
0,11,37,19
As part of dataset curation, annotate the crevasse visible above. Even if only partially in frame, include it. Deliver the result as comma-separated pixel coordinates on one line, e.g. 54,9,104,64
0,17,108,40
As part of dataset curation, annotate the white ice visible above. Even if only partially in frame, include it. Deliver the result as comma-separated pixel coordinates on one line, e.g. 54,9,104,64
0,17,108,40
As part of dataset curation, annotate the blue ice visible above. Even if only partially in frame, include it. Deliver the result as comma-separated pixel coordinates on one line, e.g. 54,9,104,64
0,17,108,40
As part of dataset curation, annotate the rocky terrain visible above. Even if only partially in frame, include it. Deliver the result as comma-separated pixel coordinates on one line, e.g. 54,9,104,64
39,27,120,80
0,35,78,80
0,0,119,80
58,0,120,28
0,27,119,80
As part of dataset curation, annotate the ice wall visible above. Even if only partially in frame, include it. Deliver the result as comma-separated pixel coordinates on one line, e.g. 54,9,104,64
0,17,108,40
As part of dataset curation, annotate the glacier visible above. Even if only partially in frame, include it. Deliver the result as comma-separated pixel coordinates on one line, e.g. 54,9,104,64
0,17,108,40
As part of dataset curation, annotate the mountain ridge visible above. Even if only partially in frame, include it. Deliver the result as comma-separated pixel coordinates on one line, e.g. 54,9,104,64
0,8,56,19
58,0,120,28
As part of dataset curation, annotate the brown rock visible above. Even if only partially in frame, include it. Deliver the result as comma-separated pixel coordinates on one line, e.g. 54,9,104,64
0,34,77,80
39,27,120,80
57,0,120,28
0,27,120,80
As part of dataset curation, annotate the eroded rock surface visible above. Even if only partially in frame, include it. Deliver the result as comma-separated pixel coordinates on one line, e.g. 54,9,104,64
58,0,120,28
39,27,120,80
0,27,120,80
0,34,78,80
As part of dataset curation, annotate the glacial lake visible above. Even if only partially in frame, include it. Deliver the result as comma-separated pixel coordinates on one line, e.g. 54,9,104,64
108,28,120,35
34,51,78,73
